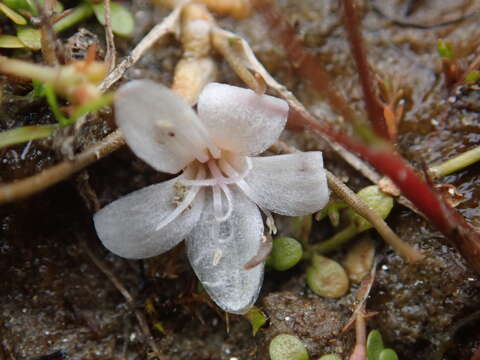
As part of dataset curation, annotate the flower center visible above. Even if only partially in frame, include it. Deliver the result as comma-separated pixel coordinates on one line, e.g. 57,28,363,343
179,153,252,222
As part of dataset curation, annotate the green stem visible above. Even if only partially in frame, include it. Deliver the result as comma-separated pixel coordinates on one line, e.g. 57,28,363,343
307,223,358,256
53,3,94,33
44,83,68,125
68,92,114,124
430,146,480,179
0,124,58,148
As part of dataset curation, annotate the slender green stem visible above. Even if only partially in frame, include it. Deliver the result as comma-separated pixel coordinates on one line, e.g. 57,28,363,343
310,223,358,254
0,124,58,148
430,146,480,179
44,83,68,125
69,92,114,124
53,3,94,33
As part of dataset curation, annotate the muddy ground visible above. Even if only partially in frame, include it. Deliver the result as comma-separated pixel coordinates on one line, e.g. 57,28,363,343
1,0,480,359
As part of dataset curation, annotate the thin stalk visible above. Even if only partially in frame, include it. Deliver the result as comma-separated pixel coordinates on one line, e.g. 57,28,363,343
429,146,480,179
0,124,58,148
53,3,94,33
325,170,423,263
342,0,388,140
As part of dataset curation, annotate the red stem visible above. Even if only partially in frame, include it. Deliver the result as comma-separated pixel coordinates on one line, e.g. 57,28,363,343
342,0,389,139
293,110,480,272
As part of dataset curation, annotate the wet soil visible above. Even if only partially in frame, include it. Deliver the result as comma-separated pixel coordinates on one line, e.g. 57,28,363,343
1,0,480,359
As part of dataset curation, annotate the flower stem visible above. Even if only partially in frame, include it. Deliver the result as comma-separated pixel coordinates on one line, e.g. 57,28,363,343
429,146,480,179
0,124,58,148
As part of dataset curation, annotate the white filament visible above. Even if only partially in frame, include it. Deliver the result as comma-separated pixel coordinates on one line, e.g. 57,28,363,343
154,167,206,231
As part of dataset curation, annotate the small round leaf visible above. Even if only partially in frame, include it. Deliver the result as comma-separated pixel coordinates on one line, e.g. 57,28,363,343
318,355,342,360
306,255,349,298
268,237,303,271
93,2,134,37
269,334,309,360
366,330,384,360
349,186,394,233
379,349,398,360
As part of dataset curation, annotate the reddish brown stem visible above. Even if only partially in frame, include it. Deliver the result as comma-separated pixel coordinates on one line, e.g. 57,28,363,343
292,110,480,272
342,0,389,140
255,0,355,126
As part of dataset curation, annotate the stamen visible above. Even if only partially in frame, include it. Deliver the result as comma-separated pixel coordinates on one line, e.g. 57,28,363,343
207,160,234,221
212,185,224,220
219,158,262,206
154,167,205,231
218,183,233,221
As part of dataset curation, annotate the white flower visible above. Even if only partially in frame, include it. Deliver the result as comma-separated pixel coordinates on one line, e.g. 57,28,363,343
93,80,329,314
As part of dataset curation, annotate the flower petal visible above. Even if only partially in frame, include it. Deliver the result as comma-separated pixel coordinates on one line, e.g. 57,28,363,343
197,82,289,156
186,187,264,314
115,80,212,174
242,152,329,216
94,176,204,259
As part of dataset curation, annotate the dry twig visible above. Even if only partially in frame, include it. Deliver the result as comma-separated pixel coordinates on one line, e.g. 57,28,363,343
99,2,185,92
103,0,116,73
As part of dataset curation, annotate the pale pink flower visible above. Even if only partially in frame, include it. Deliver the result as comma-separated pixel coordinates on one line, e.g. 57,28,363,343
94,80,329,313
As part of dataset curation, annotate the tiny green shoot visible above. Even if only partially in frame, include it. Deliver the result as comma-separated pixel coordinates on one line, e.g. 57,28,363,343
244,306,268,336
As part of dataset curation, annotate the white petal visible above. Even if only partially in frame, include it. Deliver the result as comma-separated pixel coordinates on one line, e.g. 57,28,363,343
115,80,212,174
186,187,264,314
241,152,329,216
197,82,289,156
94,176,204,259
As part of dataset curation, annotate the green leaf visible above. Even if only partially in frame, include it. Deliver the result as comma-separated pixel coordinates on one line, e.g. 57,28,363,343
366,330,384,360
0,35,24,48
92,2,134,37
318,355,342,360
379,349,399,360
437,40,454,60
349,186,394,233
24,0,63,15
465,70,480,84
267,237,303,271
4,0,30,12
0,124,58,148
0,3,27,24
53,3,94,33
306,255,349,298
17,27,41,50
243,306,268,336
269,334,309,360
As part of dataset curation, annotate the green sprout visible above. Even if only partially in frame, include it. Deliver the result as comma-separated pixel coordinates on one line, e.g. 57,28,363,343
437,39,454,60
244,306,268,336
465,70,480,84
